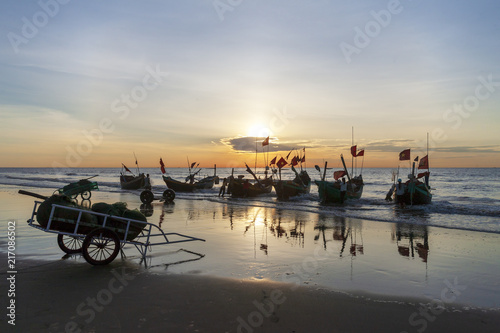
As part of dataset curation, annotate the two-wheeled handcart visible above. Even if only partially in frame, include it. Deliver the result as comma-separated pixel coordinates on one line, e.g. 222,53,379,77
25,199,205,265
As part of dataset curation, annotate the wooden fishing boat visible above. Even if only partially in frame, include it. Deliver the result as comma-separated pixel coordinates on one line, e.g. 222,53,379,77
162,175,217,192
228,176,273,198
273,168,311,200
315,154,364,204
120,157,145,190
386,135,432,206
120,173,145,190
315,176,364,203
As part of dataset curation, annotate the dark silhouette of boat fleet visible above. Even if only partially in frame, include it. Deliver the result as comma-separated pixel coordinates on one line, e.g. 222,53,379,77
119,135,432,207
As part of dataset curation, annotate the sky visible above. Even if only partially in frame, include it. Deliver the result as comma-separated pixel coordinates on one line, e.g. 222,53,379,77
1,0,499,169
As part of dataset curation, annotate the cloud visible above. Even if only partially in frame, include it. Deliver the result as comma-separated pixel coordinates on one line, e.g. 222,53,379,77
432,146,500,154
220,136,309,153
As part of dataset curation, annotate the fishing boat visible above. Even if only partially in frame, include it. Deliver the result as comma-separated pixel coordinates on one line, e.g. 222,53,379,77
273,157,311,200
315,155,364,204
386,142,432,206
119,163,145,190
228,165,273,198
161,161,219,192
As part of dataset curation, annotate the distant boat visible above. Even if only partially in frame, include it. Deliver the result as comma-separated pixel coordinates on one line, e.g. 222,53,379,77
273,166,311,200
119,162,145,190
315,154,364,204
161,161,219,192
386,140,432,205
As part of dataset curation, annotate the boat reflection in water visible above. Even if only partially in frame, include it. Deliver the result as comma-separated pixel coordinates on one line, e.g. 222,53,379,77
314,216,364,258
392,223,429,262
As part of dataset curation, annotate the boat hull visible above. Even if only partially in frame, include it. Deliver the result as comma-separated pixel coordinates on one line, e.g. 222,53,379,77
162,175,216,192
392,182,432,205
315,180,363,203
120,174,145,190
273,180,311,200
229,178,272,198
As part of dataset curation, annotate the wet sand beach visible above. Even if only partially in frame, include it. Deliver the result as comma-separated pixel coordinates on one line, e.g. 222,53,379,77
1,185,500,332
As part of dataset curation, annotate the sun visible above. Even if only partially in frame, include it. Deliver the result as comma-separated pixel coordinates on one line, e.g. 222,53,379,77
247,124,271,138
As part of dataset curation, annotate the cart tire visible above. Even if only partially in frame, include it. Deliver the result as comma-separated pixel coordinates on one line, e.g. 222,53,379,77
81,191,92,200
140,190,154,204
57,234,83,254
82,228,120,265
163,189,175,202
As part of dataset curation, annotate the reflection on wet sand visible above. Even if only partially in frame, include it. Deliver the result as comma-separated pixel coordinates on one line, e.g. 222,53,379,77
392,223,429,262
315,216,364,258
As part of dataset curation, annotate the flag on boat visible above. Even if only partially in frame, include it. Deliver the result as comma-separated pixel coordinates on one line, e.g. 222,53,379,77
351,145,357,157
277,157,287,169
399,149,411,161
122,164,132,173
262,136,269,146
334,170,346,180
291,156,299,166
269,156,277,165
414,156,419,162
190,162,196,169
417,171,430,179
245,163,253,174
159,158,166,174
418,155,429,169
356,149,364,157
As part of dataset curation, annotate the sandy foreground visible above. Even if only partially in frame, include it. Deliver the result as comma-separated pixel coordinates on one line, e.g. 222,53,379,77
1,251,499,333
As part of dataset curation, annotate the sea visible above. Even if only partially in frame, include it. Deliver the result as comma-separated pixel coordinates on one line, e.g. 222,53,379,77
1,166,499,234
2,166,500,309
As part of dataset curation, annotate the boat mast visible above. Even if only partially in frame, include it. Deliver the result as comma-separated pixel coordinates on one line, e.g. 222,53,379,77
351,127,354,177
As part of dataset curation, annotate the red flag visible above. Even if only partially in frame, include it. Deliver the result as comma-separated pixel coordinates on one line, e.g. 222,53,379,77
301,155,306,163
291,156,299,166
351,145,357,157
417,171,430,179
418,155,429,169
334,170,346,180
356,150,364,157
122,164,131,173
159,158,166,174
262,136,269,146
277,157,287,169
190,162,196,169
399,149,411,161
269,156,277,165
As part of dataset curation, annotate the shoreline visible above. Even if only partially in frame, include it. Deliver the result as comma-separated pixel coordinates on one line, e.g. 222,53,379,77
1,252,500,333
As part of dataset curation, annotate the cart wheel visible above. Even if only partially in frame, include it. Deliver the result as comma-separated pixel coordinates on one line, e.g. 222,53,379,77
163,189,175,202
57,234,83,254
140,190,154,204
81,191,92,200
82,228,120,265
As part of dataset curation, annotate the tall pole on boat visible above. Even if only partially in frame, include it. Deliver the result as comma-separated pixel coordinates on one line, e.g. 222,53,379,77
133,152,140,174
351,127,354,177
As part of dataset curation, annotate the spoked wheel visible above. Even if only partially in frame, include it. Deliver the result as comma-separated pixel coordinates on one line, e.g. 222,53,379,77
82,228,120,265
81,191,92,200
163,189,175,202
57,234,83,254
140,190,154,204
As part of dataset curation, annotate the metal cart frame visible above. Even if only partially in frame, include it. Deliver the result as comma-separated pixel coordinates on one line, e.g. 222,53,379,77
27,201,205,265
